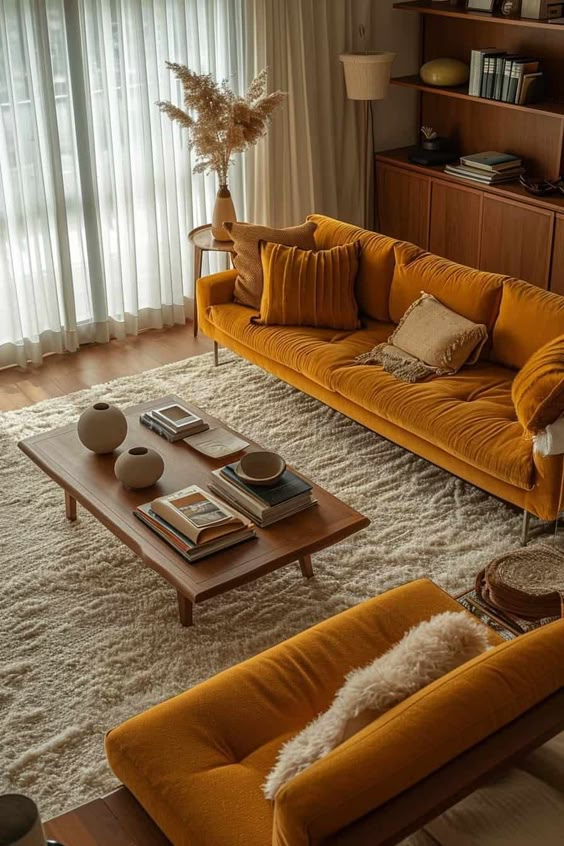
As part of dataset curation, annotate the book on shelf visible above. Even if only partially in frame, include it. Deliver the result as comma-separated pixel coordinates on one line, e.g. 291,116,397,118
469,48,543,105
444,165,524,185
459,151,522,171
468,48,503,98
134,485,255,562
209,463,316,527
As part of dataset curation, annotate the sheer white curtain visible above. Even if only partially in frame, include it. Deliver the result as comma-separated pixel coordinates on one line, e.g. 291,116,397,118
244,0,363,230
0,0,245,368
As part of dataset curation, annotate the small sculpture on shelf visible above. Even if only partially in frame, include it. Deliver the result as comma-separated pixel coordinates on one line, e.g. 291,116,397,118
408,126,459,167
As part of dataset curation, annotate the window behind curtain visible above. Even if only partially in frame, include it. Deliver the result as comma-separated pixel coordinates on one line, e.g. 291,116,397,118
0,0,245,367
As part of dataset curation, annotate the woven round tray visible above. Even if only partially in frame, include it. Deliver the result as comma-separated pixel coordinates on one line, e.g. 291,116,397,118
476,544,564,621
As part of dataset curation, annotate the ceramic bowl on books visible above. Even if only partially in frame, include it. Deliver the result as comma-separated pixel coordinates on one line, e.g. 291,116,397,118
235,451,286,487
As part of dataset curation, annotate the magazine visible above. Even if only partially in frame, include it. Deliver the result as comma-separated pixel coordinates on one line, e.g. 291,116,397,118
151,485,248,544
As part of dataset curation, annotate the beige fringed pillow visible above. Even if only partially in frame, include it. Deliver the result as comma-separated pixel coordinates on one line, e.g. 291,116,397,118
356,292,488,382
224,220,317,309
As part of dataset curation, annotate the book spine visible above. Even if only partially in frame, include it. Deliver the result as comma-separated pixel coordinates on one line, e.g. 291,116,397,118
501,59,514,101
493,56,505,101
507,64,521,104
479,57,489,98
468,50,483,97
139,413,175,442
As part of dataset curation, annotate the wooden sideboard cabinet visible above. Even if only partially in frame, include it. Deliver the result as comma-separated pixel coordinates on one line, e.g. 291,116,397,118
376,163,430,250
376,150,564,293
550,215,564,296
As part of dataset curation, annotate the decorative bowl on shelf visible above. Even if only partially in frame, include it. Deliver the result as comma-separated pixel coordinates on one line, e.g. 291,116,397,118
419,58,470,88
235,451,286,487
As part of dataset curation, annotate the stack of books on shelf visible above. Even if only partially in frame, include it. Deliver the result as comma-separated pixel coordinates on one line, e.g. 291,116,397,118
140,401,209,442
134,484,255,562
209,463,316,527
445,151,523,186
468,49,543,105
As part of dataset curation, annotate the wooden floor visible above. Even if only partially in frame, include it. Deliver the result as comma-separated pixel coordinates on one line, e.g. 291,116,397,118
0,322,212,412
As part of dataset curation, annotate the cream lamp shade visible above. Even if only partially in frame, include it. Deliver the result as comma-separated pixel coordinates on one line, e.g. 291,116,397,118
339,52,396,100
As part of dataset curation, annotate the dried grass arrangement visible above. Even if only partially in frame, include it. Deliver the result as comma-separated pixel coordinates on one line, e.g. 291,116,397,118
156,63,286,188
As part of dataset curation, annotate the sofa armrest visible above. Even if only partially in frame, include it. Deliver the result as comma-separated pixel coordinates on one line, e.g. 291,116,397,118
197,268,237,310
272,620,564,846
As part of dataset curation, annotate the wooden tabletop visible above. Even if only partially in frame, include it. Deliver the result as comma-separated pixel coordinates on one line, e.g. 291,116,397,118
187,223,235,252
19,395,369,614
44,788,170,846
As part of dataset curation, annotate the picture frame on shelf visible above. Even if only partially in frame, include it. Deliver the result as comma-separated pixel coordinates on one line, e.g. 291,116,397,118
466,0,497,11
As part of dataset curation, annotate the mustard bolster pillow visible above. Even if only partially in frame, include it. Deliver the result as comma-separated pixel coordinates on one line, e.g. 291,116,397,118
255,240,361,330
512,335,564,433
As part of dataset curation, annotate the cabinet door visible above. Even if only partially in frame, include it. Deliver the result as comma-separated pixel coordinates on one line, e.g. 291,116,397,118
376,163,430,248
429,180,482,268
479,196,553,289
550,214,564,296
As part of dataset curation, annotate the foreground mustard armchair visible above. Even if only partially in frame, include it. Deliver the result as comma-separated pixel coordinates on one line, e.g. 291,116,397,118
105,579,564,846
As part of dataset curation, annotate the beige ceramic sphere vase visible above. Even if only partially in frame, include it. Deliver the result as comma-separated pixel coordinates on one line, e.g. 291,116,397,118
77,402,127,454
114,446,164,490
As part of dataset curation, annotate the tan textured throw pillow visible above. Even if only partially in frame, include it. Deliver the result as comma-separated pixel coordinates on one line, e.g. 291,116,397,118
224,220,317,309
356,292,488,382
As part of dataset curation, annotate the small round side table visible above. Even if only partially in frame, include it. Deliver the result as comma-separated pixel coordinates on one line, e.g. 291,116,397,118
188,223,235,337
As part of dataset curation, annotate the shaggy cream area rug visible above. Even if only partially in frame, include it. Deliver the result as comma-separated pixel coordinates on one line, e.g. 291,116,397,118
0,350,531,819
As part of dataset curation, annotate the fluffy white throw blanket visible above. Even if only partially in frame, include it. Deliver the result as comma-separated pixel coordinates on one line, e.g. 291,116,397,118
533,415,564,457
263,611,489,800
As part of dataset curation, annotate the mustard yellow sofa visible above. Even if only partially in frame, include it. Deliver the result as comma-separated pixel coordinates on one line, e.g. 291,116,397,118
196,215,564,524
105,578,564,845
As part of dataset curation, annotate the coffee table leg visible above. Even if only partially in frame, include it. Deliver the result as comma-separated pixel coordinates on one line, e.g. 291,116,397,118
299,555,314,579
177,591,194,626
65,491,77,522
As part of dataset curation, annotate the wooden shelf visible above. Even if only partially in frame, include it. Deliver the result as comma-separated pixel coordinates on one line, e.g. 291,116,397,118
375,147,564,212
391,75,564,119
393,1,564,31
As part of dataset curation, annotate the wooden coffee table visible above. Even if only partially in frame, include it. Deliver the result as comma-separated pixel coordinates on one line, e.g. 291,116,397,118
19,395,369,626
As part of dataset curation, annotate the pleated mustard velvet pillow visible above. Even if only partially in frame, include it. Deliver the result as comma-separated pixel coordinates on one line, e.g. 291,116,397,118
512,335,564,433
255,240,361,330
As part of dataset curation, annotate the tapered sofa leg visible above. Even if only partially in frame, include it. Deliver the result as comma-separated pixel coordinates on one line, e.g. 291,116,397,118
213,341,219,367
521,510,531,547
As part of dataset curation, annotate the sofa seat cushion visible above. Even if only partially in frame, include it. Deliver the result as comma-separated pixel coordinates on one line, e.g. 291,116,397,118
207,302,395,389
332,362,533,489
105,580,470,846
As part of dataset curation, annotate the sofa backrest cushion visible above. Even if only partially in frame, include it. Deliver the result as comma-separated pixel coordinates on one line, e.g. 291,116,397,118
307,214,397,322
491,280,564,371
389,244,506,342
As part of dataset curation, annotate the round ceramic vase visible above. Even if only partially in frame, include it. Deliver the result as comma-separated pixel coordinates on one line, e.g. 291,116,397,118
211,185,236,241
77,402,127,454
419,58,470,88
114,446,164,489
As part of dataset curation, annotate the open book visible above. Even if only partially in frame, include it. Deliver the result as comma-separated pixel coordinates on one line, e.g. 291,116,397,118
151,485,248,545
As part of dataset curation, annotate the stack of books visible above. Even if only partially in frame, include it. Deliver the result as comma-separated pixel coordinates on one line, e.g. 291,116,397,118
468,49,543,105
135,484,255,562
140,401,209,442
445,151,523,186
209,463,316,527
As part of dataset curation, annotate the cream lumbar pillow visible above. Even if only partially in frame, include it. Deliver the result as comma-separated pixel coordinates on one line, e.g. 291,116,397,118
263,611,489,800
356,292,488,382
223,220,317,309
